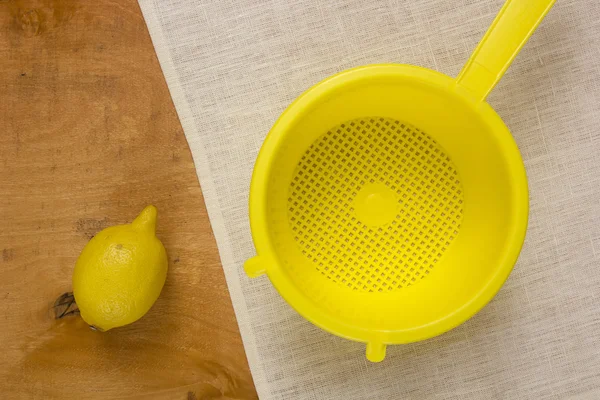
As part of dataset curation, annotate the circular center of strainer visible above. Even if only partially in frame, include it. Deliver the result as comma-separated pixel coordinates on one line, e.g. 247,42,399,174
354,183,398,226
288,117,464,293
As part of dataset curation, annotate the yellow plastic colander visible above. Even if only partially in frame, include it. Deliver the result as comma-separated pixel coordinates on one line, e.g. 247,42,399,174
245,0,555,362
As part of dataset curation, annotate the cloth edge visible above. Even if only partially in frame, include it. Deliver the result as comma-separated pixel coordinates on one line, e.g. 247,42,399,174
136,1,270,398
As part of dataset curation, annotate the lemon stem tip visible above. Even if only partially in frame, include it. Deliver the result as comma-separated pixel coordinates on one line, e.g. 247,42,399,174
132,205,158,234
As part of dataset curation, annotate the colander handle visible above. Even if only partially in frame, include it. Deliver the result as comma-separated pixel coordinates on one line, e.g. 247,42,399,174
456,0,556,102
366,341,386,363
244,256,266,277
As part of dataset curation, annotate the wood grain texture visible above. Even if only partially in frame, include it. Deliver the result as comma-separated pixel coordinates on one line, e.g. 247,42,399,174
0,0,258,398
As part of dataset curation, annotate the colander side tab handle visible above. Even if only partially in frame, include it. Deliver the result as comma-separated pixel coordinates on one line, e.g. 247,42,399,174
456,0,556,102
366,341,386,362
244,256,267,278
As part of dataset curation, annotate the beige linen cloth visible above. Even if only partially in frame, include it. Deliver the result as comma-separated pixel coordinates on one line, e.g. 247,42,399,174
139,0,600,398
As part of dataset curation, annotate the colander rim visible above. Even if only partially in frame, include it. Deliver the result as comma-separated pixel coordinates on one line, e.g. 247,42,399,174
247,64,529,351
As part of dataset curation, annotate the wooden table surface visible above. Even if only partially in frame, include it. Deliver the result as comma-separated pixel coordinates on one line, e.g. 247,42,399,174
0,0,257,398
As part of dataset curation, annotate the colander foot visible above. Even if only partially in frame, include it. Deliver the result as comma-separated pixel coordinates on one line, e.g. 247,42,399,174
366,341,386,362
244,256,266,278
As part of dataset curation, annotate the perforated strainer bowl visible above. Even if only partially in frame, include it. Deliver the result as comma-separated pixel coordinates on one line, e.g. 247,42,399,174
245,0,555,361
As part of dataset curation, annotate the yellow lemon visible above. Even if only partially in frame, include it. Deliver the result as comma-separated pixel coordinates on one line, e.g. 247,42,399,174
72,205,168,331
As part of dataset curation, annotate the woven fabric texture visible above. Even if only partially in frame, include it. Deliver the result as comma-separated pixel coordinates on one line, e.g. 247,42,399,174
139,0,600,398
